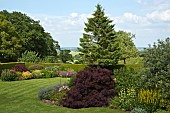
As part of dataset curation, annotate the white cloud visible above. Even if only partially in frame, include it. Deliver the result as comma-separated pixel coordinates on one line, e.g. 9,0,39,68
146,10,170,22
70,12,78,18
28,6,170,47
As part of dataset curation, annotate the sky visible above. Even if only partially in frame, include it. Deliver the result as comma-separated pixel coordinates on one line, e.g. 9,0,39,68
0,0,170,47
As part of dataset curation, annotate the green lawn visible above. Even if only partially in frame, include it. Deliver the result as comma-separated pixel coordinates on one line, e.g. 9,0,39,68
0,78,124,113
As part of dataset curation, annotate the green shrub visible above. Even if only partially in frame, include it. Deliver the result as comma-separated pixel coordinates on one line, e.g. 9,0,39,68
139,38,170,112
1,69,17,81
17,51,41,63
28,64,44,71
113,68,141,111
160,98,170,111
154,109,170,113
67,75,76,88
41,70,55,78
32,70,43,78
43,56,58,63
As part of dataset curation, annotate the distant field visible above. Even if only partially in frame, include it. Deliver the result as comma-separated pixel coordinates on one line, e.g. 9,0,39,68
118,57,143,64
0,78,124,113
70,51,81,57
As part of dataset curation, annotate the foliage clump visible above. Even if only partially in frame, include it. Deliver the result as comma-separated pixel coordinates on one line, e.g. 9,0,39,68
61,67,116,108
28,64,44,70
1,69,17,81
12,64,28,72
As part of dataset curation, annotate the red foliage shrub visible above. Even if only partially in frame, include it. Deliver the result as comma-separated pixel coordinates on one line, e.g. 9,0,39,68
12,64,28,72
61,67,116,108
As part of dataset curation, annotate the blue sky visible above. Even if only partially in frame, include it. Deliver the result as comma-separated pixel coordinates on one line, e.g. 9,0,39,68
1,0,170,47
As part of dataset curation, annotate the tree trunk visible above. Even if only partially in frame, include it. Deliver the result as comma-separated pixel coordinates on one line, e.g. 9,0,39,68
123,58,126,64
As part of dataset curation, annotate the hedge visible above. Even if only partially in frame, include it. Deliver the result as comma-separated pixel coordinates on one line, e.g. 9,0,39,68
0,62,143,76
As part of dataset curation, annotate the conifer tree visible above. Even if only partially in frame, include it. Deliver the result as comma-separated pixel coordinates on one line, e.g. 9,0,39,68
79,4,120,66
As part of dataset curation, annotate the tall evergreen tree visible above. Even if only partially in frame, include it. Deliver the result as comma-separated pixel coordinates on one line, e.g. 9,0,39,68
78,4,120,66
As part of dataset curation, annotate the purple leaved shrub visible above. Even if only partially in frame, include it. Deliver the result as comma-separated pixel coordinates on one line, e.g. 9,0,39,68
61,67,116,108
12,64,28,72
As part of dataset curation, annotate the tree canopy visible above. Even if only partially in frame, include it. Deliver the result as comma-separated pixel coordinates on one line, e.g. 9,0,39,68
116,30,139,64
0,10,60,62
78,4,120,66
0,14,23,62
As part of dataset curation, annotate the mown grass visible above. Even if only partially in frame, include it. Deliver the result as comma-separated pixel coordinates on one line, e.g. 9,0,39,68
0,78,124,113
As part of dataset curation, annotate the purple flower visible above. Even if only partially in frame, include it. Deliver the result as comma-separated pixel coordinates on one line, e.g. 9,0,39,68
59,71,77,77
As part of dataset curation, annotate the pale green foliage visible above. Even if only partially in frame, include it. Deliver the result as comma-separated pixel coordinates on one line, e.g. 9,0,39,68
116,30,139,64
17,51,40,63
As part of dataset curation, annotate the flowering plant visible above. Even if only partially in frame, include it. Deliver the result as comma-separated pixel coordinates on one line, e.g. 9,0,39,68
59,71,76,77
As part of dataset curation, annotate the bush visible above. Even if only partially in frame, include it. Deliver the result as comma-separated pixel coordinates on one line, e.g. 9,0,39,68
61,67,116,108
28,64,44,71
13,64,28,72
1,69,17,81
155,109,170,113
22,71,33,79
67,75,76,88
139,38,170,112
43,56,58,63
113,68,140,111
41,70,54,78
17,51,40,63
32,70,43,78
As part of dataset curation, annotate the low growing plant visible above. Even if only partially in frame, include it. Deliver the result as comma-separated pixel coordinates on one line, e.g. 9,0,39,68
32,70,43,78
131,107,147,113
22,71,33,79
38,84,69,106
1,69,17,81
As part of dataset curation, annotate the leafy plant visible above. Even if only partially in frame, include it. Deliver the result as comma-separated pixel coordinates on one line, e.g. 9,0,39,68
22,71,33,79
113,68,140,110
38,84,63,100
1,69,17,81
17,51,41,63
140,38,170,112
41,70,55,78
138,89,161,113
67,75,76,88
61,67,116,108
28,64,44,71
32,70,43,78
131,107,147,113
12,64,28,72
